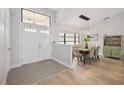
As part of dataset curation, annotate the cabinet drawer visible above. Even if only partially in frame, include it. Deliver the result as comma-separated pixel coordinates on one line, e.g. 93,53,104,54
103,46,111,57
111,47,121,58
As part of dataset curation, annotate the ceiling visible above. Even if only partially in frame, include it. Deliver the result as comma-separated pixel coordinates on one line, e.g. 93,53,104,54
49,8,124,28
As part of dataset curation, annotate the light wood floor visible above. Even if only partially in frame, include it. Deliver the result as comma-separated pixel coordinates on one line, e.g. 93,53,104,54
33,58,124,85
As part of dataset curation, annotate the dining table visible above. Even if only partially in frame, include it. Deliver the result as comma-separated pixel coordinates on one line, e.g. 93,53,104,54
78,48,91,65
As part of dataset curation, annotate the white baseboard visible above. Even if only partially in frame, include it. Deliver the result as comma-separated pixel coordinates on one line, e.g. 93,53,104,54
1,64,20,84
0,68,10,85
21,57,51,66
0,64,22,84
10,64,22,69
51,57,73,69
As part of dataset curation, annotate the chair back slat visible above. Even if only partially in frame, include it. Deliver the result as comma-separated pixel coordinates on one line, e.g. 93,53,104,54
95,46,100,56
89,47,96,57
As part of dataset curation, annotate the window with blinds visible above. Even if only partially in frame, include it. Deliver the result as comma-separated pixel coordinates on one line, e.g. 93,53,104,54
59,32,80,45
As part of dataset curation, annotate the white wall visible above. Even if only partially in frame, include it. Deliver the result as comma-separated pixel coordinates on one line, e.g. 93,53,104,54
0,8,5,84
0,9,10,84
52,9,82,43
10,8,21,67
52,23,82,43
89,12,124,55
52,44,73,68
53,9,124,46
10,8,56,67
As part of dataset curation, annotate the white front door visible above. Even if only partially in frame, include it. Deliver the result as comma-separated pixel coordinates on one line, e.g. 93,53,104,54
21,24,50,65
38,30,50,60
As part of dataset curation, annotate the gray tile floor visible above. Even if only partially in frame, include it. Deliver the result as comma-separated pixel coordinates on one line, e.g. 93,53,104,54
7,60,68,85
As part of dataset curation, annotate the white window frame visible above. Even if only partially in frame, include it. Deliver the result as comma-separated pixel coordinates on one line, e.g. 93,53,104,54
59,32,80,45
21,8,51,28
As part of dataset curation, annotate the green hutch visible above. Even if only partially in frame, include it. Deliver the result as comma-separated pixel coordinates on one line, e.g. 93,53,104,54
103,35,122,59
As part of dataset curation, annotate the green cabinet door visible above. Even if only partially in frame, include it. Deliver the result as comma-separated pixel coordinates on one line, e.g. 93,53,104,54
103,46,111,57
111,47,121,58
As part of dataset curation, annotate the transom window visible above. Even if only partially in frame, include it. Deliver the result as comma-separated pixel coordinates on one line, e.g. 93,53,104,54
24,28,36,32
59,32,80,45
22,9,51,27
24,27,50,34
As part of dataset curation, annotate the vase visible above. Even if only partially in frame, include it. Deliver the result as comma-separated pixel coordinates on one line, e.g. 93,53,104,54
85,43,88,49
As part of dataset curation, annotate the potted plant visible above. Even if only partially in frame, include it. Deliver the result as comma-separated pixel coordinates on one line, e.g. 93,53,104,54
84,36,90,49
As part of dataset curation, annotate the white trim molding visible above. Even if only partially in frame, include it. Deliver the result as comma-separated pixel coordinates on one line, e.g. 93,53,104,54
10,64,22,69
0,67,10,85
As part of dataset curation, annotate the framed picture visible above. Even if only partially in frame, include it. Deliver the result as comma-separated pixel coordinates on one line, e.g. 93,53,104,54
87,34,98,41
